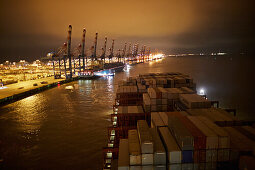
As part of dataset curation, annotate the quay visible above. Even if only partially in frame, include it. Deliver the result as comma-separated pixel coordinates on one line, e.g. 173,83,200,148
0,24,165,106
0,77,74,106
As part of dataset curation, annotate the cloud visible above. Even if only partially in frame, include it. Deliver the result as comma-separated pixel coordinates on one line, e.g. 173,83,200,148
0,0,254,62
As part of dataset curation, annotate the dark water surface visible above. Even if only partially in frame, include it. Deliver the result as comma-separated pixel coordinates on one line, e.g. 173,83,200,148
0,55,254,169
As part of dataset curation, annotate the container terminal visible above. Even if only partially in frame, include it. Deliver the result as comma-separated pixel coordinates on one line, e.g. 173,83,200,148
102,73,255,170
0,25,164,106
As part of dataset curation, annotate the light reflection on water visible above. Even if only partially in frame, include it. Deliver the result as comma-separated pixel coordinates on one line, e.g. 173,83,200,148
0,55,254,169
2,94,47,137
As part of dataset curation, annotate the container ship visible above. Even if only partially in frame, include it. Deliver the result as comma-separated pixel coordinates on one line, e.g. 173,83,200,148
102,72,255,170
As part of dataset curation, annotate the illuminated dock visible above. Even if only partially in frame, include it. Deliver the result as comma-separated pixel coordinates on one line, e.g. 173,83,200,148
0,77,69,106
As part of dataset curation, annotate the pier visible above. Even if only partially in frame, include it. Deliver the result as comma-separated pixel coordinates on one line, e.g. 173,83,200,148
0,77,77,106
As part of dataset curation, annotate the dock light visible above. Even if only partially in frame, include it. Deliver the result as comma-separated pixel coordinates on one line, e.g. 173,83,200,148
199,88,205,95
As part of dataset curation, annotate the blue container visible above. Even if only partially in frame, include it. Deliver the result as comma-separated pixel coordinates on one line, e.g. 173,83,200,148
182,150,193,163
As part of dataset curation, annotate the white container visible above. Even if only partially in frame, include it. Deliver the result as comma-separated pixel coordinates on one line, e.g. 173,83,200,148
179,94,211,109
165,88,183,100
158,127,182,164
150,129,167,165
137,120,153,154
142,154,153,165
128,130,142,165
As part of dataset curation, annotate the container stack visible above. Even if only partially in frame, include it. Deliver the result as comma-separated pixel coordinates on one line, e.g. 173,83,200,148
105,73,198,169
167,113,194,169
158,126,182,169
150,129,166,169
128,130,142,168
137,73,196,90
186,108,253,127
103,72,255,170
109,105,146,147
151,111,254,169
118,139,129,170
196,116,230,163
116,86,142,106
144,87,197,113
147,87,168,112
179,94,211,109
137,120,154,168
117,121,171,170
187,116,219,169
222,127,255,162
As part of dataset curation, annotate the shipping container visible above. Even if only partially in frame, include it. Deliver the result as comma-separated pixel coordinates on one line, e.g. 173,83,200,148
114,106,146,127
187,116,218,150
128,130,142,165
137,120,153,154
141,154,153,165
180,87,195,94
239,156,255,170
158,112,170,126
158,127,182,164
150,129,167,165
167,113,194,151
222,127,255,161
118,139,130,170
196,116,230,149
179,94,211,109
141,165,153,170
153,165,166,170
186,108,237,127
168,163,182,170
129,166,142,170
151,112,166,129
165,88,183,100
182,150,193,163
181,163,193,170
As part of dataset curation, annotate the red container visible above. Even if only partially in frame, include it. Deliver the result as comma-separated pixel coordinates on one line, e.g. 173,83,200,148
194,150,206,163
177,115,206,150
115,97,143,106
108,126,137,146
163,112,206,154
111,113,151,127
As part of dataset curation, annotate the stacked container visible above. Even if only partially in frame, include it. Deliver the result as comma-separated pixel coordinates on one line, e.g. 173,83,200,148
150,129,167,169
105,72,255,170
187,116,218,169
137,120,154,167
128,130,142,167
147,87,168,112
118,139,129,170
158,126,182,169
196,116,230,162
179,94,211,109
114,106,145,127
167,113,194,169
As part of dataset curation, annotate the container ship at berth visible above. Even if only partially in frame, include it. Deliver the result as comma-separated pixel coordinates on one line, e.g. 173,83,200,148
102,72,255,170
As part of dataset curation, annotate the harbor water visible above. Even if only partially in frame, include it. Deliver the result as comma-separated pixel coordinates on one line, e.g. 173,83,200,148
0,55,254,169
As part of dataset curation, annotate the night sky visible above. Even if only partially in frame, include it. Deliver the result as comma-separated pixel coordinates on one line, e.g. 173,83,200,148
0,0,254,62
